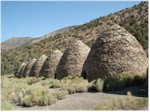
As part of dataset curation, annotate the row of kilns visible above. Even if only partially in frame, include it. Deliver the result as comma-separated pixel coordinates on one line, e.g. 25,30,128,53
15,24,148,82
15,39,90,79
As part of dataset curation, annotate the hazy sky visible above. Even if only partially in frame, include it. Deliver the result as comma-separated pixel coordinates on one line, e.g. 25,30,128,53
1,1,141,42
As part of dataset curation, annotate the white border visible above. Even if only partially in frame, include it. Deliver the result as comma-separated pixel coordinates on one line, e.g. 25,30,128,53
0,0,149,112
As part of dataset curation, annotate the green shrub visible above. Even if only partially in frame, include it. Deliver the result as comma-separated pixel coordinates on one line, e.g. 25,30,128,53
49,79,62,88
40,93,56,106
119,72,146,86
53,90,68,100
93,79,104,92
59,76,90,94
63,75,75,80
87,79,104,92
49,76,90,94
16,86,58,107
103,72,146,92
1,99,15,110
103,78,126,91
20,95,33,107
40,79,51,87
28,77,41,85
64,83,88,94
1,76,69,107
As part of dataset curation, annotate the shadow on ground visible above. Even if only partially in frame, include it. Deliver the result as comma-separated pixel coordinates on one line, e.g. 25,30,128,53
103,85,148,98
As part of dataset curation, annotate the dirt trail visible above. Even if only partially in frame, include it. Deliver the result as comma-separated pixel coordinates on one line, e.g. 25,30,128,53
16,92,121,110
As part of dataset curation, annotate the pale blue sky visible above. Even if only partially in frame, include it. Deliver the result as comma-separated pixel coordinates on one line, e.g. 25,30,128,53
1,1,141,42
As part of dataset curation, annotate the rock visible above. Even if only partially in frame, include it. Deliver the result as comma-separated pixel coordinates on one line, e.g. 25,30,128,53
40,50,63,78
127,91,132,96
56,39,90,79
84,24,148,81
29,55,47,77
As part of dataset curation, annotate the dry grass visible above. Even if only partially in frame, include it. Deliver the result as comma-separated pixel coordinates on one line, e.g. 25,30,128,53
49,76,90,94
95,96,148,110
1,98,15,110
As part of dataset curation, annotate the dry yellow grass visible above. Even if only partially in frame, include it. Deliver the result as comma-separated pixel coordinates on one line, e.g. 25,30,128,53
95,96,148,110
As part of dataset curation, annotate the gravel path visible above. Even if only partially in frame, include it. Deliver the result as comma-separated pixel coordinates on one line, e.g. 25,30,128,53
16,92,121,110
46,92,118,110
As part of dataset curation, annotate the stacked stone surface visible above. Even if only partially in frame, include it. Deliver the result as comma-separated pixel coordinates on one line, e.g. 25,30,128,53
40,50,63,78
56,39,90,79
83,24,148,81
29,55,47,77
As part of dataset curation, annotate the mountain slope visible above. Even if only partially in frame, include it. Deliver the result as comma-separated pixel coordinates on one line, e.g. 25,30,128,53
1,37,33,50
27,26,77,45
2,26,76,50
1,2,148,75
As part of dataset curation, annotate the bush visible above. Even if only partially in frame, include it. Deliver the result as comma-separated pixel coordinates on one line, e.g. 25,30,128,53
1,99,15,110
49,76,90,94
53,90,68,100
40,79,51,87
1,76,68,107
16,86,58,106
119,72,146,86
28,77,42,85
49,79,62,88
103,72,146,92
20,95,33,106
60,76,90,94
95,96,148,110
93,79,104,92
65,83,88,94
88,79,104,92
40,93,56,106
103,78,126,91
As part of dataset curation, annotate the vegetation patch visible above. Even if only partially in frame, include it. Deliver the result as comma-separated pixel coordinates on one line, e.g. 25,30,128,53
17,86,57,106
1,99,15,110
1,72,147,110
95,96,148,110
1,76,68,109
89,79,104,92
27,77,42,85
49,76,90,94
103,72,146,91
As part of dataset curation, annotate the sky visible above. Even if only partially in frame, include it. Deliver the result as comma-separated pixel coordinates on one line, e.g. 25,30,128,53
1,1,142,42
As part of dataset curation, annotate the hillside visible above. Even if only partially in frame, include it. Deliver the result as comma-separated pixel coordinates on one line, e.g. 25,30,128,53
1,2,148,75
1,26,76,51
27,26,77,45
1,37,33,50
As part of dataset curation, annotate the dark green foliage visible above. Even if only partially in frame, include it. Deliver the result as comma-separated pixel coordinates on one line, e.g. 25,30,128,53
103,78,126,91
103,73,146,92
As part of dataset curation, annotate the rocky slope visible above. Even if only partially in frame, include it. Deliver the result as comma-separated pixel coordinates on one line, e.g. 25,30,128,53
2,26,76,50
1,37,33,50
1,2,148,75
